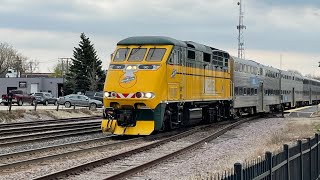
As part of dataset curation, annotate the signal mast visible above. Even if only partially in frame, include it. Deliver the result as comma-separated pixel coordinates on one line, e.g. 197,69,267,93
237,0,246,59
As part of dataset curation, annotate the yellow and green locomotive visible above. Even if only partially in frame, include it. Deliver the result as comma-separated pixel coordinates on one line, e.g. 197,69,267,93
101,36,233,135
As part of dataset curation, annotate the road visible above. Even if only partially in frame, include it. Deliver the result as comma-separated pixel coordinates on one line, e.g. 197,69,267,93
284,105,320,118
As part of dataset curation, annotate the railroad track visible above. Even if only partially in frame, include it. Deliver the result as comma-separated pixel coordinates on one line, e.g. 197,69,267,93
0,116,101,129
0,127,195,176
29,116,257,180
0,117,102,147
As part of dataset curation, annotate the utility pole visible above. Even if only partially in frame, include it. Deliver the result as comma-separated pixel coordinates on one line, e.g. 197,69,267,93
237,0,246,59
280,54,283,70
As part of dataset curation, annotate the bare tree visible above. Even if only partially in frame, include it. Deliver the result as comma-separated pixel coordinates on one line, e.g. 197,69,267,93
24,59,39,73
0,42,17,75
287,69,302,76
12,53,28,76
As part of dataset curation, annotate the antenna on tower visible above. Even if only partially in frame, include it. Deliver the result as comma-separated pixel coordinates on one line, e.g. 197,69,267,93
237,0,246,59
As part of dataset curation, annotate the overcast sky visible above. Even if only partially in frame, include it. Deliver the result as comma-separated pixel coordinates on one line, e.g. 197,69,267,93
0,0,319,75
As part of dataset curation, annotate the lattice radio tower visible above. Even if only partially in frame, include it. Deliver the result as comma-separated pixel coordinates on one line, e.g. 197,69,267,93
237,0,246,59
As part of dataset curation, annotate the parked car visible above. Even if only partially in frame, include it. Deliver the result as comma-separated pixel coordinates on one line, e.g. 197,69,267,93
58,94,103,109
93,92,103,102
85,91,95,99
33,92,58,106
1,90,35,106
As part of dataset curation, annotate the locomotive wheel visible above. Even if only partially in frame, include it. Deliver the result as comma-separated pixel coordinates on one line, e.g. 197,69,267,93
162,114,172,131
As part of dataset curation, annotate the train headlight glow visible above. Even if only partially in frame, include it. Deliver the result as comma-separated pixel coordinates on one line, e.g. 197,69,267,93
126,65,137,70
145,92,153,98
104,92,110,98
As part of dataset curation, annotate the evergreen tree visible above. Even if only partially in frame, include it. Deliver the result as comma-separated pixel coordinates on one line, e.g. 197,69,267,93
66,33,104,94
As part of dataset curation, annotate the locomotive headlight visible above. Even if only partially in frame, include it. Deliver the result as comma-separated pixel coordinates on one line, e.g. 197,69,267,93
145,92,154,98
104,92,110,98
126,65,137,70
104,91,117,98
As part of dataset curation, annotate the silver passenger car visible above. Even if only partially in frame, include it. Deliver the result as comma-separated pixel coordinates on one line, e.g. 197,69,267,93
58,94,103,109
232,56,314,116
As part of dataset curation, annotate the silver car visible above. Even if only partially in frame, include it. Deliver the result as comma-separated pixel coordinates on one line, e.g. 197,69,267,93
58,94,103,109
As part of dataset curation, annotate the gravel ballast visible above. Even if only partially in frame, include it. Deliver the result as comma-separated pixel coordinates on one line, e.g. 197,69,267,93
1,117,319,180
130,117,319,180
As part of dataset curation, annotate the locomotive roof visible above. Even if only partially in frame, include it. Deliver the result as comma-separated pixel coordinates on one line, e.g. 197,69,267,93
117,36,187,47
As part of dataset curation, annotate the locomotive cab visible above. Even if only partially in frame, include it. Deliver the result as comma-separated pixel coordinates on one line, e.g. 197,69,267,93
102,37,175,135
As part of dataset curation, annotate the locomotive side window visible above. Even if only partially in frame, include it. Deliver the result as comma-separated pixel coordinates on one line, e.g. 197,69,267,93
114,48,129,62
128,48,147,62
146,48,166,62
203,53,211,63
187,50,195,59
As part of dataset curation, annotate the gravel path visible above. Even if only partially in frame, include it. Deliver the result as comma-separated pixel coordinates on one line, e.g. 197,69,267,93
129,118,287,180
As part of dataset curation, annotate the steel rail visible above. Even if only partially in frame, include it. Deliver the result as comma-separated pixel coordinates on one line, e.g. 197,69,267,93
0,126,200,172
0,135,121,171
0,126,101,147
0,116,101,129
32,120,240,180
0,120,101,136
105,116,255,180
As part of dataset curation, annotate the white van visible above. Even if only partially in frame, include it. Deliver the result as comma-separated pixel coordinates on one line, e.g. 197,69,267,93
5,69,18,78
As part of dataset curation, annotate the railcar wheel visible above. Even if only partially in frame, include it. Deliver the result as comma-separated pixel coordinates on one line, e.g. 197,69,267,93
44,100,48,106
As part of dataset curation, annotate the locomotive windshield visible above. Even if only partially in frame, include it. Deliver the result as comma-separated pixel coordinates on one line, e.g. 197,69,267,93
146,48,166,62
114,48,129,62
128,48,147,62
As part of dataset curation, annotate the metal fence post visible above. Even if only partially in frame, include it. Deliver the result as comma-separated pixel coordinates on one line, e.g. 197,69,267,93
34,101,37,111
317,134,320,177
284,144,290,180
73,103,76,109
266,151,273,180
308,138,312,179
56,103,59,111
8,101,12,113
298,140,303,180
234,163,243,180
